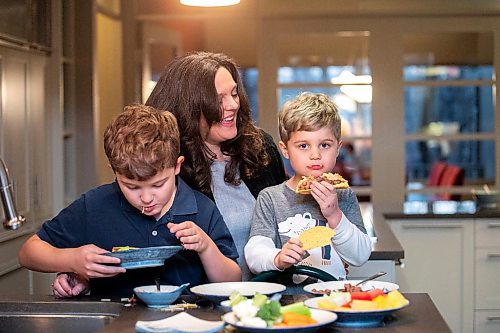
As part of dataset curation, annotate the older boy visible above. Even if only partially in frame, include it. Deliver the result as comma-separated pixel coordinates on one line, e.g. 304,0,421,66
18,105,241,296
245,92,371,281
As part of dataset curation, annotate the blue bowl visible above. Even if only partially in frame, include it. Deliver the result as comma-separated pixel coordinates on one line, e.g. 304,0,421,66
134,283,189,308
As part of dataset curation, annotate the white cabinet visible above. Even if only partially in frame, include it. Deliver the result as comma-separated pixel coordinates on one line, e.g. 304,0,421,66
387,218,474,333
475,219,500,332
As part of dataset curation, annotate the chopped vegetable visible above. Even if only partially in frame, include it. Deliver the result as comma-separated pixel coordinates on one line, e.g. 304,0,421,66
317,289,409,311
280,302,311,316
350,288,384,301
229,291,247,307
252,293,269,308
256,300,281,326
273,312,318,327
229,293,316,328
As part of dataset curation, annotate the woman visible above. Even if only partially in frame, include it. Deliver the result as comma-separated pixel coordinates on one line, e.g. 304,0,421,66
52,52,286,297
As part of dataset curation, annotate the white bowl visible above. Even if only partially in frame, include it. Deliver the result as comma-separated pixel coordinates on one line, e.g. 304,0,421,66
190,282,286,303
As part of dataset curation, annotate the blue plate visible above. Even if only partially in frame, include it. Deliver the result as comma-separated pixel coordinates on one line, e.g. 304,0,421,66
103,245,183,269
304,296,409,327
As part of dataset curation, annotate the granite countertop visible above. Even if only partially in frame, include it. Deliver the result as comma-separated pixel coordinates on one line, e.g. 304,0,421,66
0,292,450,332
100,293,450,332
385,200,500,219
360,203,404,261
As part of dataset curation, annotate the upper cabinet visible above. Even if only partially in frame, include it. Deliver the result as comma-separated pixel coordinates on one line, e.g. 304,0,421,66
0,0,51,50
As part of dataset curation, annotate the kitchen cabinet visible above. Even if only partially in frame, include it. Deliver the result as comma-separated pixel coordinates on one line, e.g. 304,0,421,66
386,218,474,333
475,219,500,331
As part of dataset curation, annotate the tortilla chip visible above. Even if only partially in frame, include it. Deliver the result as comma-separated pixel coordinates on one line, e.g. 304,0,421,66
112,246,139,252
298,226,336,250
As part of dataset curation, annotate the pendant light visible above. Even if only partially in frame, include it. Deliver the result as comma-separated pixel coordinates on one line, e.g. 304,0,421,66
180,0,240,7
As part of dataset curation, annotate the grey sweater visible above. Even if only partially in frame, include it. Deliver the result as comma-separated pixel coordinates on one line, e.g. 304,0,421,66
245,182,372,280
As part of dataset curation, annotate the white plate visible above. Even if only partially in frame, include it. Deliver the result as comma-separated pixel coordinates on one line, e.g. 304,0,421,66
135,312,224,333
190,282,286,303
304,280,399,295
223,308,337,333
304,296,409,327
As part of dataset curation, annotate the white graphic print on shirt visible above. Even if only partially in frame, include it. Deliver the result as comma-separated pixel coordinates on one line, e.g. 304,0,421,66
277,212,335,282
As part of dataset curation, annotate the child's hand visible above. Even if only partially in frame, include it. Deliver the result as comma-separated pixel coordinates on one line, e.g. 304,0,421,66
70,244,125,279
310,180,342,228
274,238,305,270
53,272,89,298
167,222,210,253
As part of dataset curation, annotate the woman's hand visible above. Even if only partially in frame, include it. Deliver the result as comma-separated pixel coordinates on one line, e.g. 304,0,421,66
274,238,305,270
167,222,211,253
310,180,342,228
53,272,89,298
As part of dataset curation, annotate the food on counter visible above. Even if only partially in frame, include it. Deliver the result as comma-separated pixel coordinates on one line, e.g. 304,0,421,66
311,283,364,295
112,246,139,252
296,172,349,194
317,290,408,311
298,226,335,250
229,292,317,328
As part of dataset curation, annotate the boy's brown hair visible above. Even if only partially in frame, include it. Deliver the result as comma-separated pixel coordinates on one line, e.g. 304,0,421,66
103,104,180,181
279,92,341,143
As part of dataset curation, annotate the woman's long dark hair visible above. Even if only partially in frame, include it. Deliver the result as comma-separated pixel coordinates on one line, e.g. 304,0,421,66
146,51,269,196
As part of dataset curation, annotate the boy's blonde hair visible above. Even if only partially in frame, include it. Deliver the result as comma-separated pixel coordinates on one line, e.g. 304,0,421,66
104,104,180,181
279,92,341,143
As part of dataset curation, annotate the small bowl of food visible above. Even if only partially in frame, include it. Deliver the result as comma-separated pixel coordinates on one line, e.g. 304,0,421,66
134,283,189,308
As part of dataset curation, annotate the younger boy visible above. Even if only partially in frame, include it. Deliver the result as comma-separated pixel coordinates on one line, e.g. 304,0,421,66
18,104,241,297
245,92,371,281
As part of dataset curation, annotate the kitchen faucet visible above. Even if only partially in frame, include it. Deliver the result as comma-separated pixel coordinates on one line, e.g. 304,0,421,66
0,157,25,230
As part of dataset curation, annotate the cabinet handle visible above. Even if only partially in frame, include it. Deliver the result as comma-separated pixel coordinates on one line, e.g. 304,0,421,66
487,223,500,228
487,253,500,258
486,316,500,321
402,223,462,229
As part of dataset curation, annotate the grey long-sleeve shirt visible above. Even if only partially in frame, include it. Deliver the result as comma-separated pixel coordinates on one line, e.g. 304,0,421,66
245,182,371,280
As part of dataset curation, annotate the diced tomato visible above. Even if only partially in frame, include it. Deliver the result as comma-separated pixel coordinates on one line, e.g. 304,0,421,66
350,289,385,301
368,289,385,299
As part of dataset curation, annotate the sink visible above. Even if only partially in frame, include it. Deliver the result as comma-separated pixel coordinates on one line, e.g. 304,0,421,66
0,301,123,333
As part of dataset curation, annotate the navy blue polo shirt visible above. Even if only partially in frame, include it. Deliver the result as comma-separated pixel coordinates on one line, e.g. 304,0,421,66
37,177,238,297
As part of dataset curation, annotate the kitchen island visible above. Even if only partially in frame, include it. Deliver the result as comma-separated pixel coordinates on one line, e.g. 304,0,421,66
0,293,451,332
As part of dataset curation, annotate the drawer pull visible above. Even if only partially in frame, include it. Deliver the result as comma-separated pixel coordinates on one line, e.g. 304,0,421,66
486,316,500,321
402,223,462,229
487,253,500,258
488,223,500,228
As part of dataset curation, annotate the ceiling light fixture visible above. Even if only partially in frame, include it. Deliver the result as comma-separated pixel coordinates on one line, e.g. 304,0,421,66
180,0,240,7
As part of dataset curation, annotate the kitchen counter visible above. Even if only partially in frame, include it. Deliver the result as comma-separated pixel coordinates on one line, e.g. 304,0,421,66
107,293,450,332
385,200,500,219
0,293,450,332
360,203,404,261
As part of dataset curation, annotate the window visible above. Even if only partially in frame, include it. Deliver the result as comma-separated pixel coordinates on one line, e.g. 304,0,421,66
403,32,496,202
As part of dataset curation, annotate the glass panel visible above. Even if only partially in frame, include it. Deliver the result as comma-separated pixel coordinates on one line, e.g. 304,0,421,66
240,68,258,122
335,139,372,187
405,140,495,186
0,0,27,41
279,86,372,137
278,66,370,84
404,84,494,134
31,0,51,47
62,0,73,57
404,65,493,81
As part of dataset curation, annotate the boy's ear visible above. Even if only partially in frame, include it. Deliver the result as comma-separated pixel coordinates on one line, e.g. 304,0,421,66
174,156,184,175
336,140,343,158
278,141,289,159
